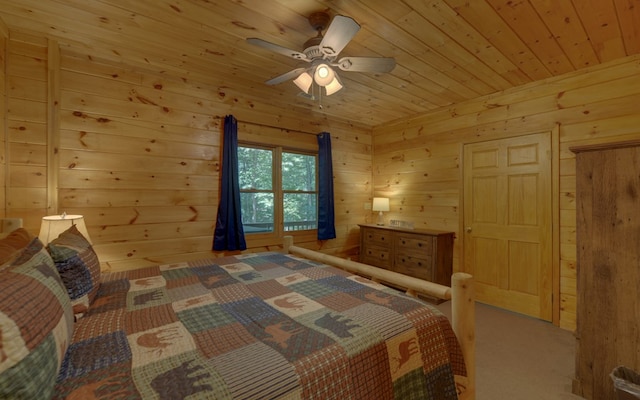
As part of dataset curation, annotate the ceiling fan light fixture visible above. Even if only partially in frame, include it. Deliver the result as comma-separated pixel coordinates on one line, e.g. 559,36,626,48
324,74,343,96
248,12,395,102
293,72,313,93
314,63,335,86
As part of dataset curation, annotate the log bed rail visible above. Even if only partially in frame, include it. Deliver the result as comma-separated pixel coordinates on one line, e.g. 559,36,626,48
283,236,476,400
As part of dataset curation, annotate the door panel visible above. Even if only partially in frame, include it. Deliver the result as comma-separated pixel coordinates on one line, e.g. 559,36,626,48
471,237,499,286
509,240,539,295
463,133,552,320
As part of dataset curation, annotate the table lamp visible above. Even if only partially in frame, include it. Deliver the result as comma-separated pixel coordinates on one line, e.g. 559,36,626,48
372,197,390,226
39,213,92,245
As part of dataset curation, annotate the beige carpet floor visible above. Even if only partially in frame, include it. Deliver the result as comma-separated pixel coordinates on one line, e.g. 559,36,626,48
436,301,585,400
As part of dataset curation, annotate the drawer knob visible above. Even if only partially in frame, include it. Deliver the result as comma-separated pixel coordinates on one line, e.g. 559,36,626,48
418,243,422,247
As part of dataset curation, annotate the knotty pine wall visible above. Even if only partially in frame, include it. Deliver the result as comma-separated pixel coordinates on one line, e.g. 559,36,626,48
372,54,640,330
0,27,373,271
0,19,6,207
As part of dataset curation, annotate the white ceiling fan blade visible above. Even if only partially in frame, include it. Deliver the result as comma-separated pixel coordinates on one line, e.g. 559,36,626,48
265,67,307,85
319,15,360,57
246,38,310,61
336,57,396,73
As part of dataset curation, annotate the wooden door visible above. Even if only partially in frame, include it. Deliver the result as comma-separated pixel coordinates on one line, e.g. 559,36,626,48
463,133,552,320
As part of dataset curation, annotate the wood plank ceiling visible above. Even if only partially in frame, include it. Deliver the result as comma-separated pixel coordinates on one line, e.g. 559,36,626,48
1,0,639,127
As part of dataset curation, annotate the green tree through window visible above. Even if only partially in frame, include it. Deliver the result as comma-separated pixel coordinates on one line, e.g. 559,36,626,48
238,145,317,235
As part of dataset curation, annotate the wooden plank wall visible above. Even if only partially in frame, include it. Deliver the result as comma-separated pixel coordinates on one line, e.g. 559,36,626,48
2,26,373,271
5,31,48,224
0,19,6,213
372,54,640,330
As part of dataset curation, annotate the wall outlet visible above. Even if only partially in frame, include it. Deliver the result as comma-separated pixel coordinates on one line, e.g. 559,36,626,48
364,202,371,210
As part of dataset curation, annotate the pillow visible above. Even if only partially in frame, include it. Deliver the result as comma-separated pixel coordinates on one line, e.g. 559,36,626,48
0,236,74,399
46,224,101,318
0,228,33,266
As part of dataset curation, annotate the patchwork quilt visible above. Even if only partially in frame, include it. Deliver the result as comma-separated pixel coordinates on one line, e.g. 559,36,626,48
53,252,467,399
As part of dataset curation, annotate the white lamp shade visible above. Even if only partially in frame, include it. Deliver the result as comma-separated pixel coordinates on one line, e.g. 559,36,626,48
324,75,343,96
39,214,92,245
372,197,390,212
314,63,335,86
293,72,313,93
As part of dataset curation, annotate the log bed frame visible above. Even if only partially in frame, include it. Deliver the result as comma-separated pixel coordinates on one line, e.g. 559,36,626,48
283,236,476,400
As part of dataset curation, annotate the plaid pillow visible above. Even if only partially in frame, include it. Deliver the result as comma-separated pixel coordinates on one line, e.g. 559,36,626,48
47,225,101,318
0,228,33,266
0,236,74,399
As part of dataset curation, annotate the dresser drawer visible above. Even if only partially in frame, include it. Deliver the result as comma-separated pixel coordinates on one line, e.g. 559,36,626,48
395,234,434,257
362,227,392,248
361,245,392,268
394,254,433,280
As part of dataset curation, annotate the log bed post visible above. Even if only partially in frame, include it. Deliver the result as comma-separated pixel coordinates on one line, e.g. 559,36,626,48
282,236,475,400
452,272,475,400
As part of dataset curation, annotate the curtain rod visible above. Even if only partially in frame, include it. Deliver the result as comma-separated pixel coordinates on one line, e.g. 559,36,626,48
219,115,321,137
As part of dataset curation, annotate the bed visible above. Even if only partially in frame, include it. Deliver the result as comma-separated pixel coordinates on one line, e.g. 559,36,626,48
0,227,475,400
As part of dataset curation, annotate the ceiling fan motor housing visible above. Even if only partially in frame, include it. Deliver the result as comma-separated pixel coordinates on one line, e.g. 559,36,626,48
302,43,324,59
303,12,331,59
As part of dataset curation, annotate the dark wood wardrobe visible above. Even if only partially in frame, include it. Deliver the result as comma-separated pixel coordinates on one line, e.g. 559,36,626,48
572,140,640,399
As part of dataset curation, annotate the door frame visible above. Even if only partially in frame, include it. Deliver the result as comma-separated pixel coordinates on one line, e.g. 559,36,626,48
458,126,560,325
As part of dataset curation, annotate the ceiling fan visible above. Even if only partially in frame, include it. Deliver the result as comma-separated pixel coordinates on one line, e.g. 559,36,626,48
247,11,396,97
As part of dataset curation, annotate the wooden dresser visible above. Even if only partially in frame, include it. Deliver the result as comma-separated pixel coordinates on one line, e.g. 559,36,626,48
358,224,454,287
571,140,640,400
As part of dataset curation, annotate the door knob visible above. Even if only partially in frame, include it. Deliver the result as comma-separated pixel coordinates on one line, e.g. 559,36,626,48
465,226,472,233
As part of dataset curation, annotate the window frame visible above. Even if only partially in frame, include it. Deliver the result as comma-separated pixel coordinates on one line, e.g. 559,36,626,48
238,142,318,246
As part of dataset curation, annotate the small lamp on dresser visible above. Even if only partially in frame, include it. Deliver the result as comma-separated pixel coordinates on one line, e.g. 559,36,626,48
372,197,390,226
39,213,92,245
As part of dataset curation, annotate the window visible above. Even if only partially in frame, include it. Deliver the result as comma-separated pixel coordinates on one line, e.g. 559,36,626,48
238,145,317,235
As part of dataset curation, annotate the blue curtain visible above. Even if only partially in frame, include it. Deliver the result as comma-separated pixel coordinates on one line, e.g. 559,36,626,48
213,115,247,251
317,132,336,240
